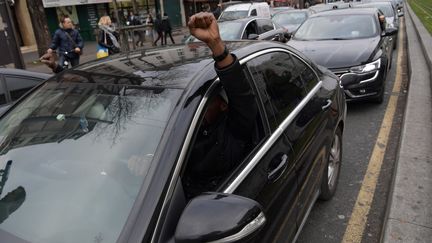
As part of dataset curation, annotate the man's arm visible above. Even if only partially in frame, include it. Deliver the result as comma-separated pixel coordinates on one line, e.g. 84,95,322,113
188,12,257,140
40,52,63,73
47,30,60,53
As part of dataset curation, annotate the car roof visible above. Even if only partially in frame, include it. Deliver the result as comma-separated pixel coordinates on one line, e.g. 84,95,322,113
219,16,272,23
0,68,52,80
312,8,379,17
65,41,277,89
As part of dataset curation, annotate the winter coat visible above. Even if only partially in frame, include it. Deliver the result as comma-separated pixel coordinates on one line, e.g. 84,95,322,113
49,28,84,55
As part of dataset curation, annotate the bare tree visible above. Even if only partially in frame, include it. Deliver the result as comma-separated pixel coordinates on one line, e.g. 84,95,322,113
26,0,51,57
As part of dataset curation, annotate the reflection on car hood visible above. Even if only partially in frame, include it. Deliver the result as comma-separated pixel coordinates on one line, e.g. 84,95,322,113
288,37,380,69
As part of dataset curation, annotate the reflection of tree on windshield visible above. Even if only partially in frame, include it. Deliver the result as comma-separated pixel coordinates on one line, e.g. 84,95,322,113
0,161,26,224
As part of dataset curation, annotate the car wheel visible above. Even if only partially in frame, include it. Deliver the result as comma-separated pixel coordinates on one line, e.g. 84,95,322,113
319,128,342,201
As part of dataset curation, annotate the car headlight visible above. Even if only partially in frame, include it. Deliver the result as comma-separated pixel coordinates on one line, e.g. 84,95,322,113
349,59,381,73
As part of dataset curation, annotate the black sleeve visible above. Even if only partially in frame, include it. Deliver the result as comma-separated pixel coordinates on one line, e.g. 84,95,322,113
215,54,257,140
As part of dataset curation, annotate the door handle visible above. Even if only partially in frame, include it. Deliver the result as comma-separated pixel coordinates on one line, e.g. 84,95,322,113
321,99,332,110
268,154,289,181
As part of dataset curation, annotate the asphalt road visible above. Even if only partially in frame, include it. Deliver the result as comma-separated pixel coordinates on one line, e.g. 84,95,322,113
296,21,409,243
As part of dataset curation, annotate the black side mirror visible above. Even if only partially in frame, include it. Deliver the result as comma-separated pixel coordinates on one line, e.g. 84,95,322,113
248,33,259,40
383,27,398,37
398,11,404,17
175,193,266,243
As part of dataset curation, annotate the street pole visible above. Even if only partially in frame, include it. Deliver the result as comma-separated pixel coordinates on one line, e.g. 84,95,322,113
0,0,25,69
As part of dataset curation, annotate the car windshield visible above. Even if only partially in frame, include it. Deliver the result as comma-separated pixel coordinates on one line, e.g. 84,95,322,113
0,74,182,243
272,12,307,25
294,15,378,40
358,4,394,17
219,21,244,40
219,10,248,21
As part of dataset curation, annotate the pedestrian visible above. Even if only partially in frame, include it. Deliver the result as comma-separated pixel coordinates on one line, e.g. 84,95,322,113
212,3,223,19
162,13,175,45
97,16,120,57
47,16,84,68
145,13,154,41
153,14,164,46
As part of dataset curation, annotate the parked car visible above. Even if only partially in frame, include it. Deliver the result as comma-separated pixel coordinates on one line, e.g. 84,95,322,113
185,17,289,43
0,41,346,243
355,2,402,49
362,0,400,12
272,9,310,34
288,8,397,103
0,68,51,114
218,2,270,21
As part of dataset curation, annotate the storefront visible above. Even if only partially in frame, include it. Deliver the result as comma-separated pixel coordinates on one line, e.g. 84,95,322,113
43,0,158,41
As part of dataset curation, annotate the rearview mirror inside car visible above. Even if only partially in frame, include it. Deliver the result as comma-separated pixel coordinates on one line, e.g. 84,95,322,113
175,192,266,243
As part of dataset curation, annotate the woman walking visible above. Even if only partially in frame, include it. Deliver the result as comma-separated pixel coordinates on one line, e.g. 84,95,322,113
97,16,120,56
162,13,175,45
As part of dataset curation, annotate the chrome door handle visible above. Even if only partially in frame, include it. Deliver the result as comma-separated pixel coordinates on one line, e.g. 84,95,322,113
322,99,332,110
268,154,289,181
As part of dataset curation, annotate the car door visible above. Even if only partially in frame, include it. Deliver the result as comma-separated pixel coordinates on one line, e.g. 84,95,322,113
280,53,334,228
242,20,259,39
231,50,307,242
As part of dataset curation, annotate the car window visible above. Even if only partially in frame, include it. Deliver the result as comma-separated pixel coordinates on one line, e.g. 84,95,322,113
243,20,258,39
182,80,265,199
256,19,275,34
4,75,44,101
0,77,183,243
294,15,378,40
247,51,308,131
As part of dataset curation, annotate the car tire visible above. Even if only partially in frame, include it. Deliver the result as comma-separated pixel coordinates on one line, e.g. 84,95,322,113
319,128,342,201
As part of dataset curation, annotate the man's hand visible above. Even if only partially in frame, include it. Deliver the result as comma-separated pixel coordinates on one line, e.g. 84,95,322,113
47,48,53,54
188,12,224,55
188,12,233,68
40,52,58,71
74,47,81,54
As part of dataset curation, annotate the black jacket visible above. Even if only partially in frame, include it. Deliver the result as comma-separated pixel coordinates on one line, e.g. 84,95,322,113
187,55,257,181
49,28,84,55
98,30,120,54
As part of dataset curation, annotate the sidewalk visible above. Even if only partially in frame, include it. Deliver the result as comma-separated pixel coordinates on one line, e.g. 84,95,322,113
382,3,432,243
24,26,190,74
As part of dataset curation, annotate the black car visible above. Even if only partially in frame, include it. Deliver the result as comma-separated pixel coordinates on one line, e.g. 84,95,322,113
0,41,346,243
288,8,397,103
185,17,289,43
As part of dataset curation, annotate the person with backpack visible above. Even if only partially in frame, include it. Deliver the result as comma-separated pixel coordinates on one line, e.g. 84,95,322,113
47,16,84,68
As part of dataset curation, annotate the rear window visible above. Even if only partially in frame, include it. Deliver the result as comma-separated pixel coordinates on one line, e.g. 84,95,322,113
219,10,248,21
0,74,182,243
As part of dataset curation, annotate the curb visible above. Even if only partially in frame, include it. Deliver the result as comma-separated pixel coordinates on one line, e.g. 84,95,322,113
381,3,432,243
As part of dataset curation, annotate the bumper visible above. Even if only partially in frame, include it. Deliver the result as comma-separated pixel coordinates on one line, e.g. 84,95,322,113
334,67,386,101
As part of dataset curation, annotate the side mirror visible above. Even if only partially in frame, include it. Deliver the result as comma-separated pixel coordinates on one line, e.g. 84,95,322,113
248,33,259,40
398,11,404,17
383,27,398,37
175,193,266,243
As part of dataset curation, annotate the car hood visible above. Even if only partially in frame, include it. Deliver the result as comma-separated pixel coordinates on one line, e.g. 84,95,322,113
288,37,380,69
